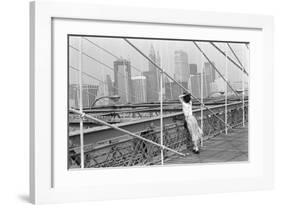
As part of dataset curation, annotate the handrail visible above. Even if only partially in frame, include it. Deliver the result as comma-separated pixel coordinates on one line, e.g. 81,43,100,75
69,108,187,157
69,102,248,162
69,100,248,137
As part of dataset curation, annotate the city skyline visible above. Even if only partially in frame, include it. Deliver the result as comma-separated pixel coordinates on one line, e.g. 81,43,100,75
69,37,249,84
69,37,249,105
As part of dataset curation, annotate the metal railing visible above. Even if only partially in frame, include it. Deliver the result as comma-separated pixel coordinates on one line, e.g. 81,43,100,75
69,101,248,168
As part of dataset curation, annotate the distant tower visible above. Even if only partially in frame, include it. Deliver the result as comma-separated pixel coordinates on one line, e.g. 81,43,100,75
156,50,162,91
189,74,201,98
149,45,157,72
132,76,147,103
106,74,114,96
203,62,215,97
144,44,160,103
189,73,209,98
204,62,216,82
113,59,133,104
189,64,198,75
87,84,99,106
174,50,189,83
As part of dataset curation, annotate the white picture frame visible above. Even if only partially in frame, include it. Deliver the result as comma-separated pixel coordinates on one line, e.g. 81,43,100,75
30,1,274,204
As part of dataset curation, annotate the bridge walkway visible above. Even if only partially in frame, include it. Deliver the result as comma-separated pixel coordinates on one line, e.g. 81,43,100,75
165,124,248,164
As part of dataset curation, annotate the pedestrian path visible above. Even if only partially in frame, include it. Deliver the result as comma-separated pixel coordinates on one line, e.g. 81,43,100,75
166,125,248,164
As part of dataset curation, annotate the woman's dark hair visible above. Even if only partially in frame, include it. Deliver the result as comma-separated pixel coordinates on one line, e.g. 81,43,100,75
183,93,191,103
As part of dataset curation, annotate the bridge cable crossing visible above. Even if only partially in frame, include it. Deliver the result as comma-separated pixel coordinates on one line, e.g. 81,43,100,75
209,42,249,76
123,38,235,130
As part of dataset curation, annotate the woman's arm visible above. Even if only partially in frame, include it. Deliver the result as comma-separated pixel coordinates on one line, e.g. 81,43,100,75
179,94,185,103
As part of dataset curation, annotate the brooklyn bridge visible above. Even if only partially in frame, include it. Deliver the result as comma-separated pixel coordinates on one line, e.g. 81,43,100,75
67,36,249,169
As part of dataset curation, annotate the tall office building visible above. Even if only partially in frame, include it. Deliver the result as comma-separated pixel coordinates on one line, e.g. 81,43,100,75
189,74,201,98
204,62,216,82
189,64,198,75
69,84,79,108
174,50,189,83
189,74,210,98
113,59,133,104
106,74,114,96
132,76,147,103
163,76,172,100
96,80,109,106
199,62,216,97
143,44,160,103
69,84,99,108
143,71,158,103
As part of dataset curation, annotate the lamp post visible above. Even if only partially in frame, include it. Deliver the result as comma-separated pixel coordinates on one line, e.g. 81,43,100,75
91,95,120,108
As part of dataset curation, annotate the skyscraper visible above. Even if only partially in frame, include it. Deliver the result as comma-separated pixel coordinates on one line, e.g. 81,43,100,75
69,84,99,108
132,76,147,103
143,71,158,103
174,50,189,83
203,62,216,97
189,74,201,98
189,64,198,75
204,62,216,82
106,74,114,96
143,44,160,103
149,45,157,72
189,73,210,98
113,59,133,104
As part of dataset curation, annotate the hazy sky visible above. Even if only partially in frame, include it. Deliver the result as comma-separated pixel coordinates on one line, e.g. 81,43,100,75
69,36,249,86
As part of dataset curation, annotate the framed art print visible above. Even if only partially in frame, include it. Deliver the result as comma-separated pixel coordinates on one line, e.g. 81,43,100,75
30,1,274,204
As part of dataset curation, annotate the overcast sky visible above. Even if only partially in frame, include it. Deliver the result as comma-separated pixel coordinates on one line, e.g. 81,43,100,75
69,36,249,85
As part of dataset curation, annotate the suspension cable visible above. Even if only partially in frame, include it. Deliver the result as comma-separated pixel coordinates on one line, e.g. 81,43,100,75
210,42,249,76
123,38,233,129
227,43,247,73
83,37,144,74
193,42,240,98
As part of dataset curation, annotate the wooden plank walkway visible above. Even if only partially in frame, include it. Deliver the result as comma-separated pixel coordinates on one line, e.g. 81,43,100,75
165,125,248,164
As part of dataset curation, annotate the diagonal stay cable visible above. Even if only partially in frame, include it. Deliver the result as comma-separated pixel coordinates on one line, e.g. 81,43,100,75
209,42,249,76
227,43,247,72
83,37,144,74
70,45,115,72
193,42,240,97
70,108,188,157
123,38,233,129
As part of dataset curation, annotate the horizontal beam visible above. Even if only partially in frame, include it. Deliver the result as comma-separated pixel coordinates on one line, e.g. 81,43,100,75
69,101,248,146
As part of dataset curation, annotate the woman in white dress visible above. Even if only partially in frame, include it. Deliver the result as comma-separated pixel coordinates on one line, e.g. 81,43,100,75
179,93,203,154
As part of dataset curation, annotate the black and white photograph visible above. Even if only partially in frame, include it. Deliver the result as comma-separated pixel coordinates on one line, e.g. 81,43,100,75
68,36,249,169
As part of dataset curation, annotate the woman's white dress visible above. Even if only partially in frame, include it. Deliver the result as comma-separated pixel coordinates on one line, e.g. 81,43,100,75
181,101,202,142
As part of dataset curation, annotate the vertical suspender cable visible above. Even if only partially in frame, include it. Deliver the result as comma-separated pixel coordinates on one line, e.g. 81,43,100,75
160,70,164,165
200,54,204,147
79,37,84,168
243,44,249,126
225,47,228,135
